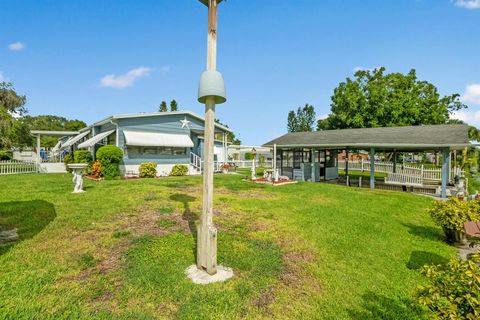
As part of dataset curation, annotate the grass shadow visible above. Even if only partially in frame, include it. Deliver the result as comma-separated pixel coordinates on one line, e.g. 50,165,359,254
407,250,449,270
0,200,56,256
347,291,425,320
402,223,444,242
169,194,197,260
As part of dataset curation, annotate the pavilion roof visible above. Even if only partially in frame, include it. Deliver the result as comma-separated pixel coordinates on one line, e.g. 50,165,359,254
262,124,470,151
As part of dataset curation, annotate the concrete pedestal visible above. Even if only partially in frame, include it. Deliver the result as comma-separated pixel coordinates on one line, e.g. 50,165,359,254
186,265,233,285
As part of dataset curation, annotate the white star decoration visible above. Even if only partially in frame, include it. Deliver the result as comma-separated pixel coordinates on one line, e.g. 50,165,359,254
180,117,191,129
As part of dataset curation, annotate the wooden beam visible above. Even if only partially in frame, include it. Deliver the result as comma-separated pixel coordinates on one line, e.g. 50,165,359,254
370,148,375,189
441,148,450,199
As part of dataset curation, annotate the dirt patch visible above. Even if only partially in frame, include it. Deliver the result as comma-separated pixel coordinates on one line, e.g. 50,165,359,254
280,250,317,289
253,287,276,310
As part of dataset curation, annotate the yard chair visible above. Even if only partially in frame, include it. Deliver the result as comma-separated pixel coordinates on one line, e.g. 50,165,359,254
464,221,480,239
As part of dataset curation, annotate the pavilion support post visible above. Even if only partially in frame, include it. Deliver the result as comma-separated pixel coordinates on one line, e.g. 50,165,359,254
441,148,450,199
393,150,397,173
311,149,315,182
448,150,452,183
273,144,279,182
345,147,349,185
370,148,375,189
36,134,41,164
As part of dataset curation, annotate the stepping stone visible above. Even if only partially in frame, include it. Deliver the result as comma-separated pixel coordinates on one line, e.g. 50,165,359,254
0,228,19,245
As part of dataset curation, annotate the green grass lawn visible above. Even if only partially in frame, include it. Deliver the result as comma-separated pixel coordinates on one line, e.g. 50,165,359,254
0,173,455,319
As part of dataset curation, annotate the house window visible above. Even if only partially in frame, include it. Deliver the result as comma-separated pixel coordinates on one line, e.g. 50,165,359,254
143,147,157,155
126,146,186,156
127,146,141,155
173,148,187,155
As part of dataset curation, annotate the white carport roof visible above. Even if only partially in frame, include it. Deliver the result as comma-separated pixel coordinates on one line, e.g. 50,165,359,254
123,130,194,148
61,131,90,148
77,130,115,149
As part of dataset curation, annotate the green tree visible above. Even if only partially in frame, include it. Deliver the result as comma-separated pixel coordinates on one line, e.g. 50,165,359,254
214,118,241,145
0,82,27,149
287,104,316,132
170,99,178,112
159,101,168,112
317,68,466,130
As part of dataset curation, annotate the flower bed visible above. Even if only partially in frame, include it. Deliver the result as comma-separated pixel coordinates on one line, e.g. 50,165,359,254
246,177,297,186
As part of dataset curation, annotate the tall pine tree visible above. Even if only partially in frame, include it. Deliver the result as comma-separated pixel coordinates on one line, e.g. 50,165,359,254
170,100,178,112
159,101,168,112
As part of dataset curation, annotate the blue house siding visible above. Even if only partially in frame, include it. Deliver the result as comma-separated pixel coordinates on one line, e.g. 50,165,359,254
89,112,230,169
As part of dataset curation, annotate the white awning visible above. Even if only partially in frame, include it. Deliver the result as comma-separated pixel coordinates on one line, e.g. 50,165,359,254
78,130,115,149
123,130,194,148
51,141,62,154
61,131,90,148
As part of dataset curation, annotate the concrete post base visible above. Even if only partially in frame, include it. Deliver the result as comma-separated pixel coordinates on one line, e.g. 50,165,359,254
186,265,233,285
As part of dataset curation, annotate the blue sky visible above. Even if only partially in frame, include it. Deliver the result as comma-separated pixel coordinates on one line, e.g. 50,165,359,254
1,0,479,145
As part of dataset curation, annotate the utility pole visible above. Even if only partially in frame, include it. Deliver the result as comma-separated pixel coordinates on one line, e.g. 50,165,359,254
196,0,226,276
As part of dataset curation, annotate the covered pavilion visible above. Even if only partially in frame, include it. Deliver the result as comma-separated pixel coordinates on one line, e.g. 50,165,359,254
263,124,471,198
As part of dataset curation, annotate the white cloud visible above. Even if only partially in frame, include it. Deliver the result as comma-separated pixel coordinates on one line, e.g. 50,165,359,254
100,67,153,89
461,84,480,105
451,110,480,125
455,0,480,9
317,113,329,120
8,42,25,51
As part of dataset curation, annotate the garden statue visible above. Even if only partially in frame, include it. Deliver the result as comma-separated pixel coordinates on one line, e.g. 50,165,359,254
251,158,256,181
454,175,466,198
68,163,88,193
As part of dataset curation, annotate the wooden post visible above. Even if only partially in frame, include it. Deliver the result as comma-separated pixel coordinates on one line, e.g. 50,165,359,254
370,148,375,189
273,144,278,182
441,148,450,199
393,150,397,173
311,149,315,182
345,147,349,184
198,0,219,275
36,134,41,164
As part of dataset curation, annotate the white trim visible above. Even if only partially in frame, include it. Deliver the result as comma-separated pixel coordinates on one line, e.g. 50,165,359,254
78,130,115,149
61,131,90,148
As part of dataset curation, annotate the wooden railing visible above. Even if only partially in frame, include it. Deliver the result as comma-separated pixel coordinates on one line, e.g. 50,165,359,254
0,160,38,175
338,160,464,182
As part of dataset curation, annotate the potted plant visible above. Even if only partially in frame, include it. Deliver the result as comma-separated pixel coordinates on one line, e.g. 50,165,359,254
428,198,479,244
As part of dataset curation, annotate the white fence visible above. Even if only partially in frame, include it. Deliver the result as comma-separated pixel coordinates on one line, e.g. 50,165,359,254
231,160,273,168
338,160,464,182
0,160,39,175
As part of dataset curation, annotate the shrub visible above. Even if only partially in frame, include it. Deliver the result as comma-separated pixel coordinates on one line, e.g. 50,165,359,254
170,164,188,176
0,150,12,161
96,145,123,179
63,154,74,173
244,152,255,161
428,198,479,232
74,150,92,164
416,253,480,319
90,160,102,178
139,162,157,178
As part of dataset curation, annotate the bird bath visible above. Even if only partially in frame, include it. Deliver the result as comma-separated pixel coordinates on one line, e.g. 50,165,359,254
68,163,88,193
